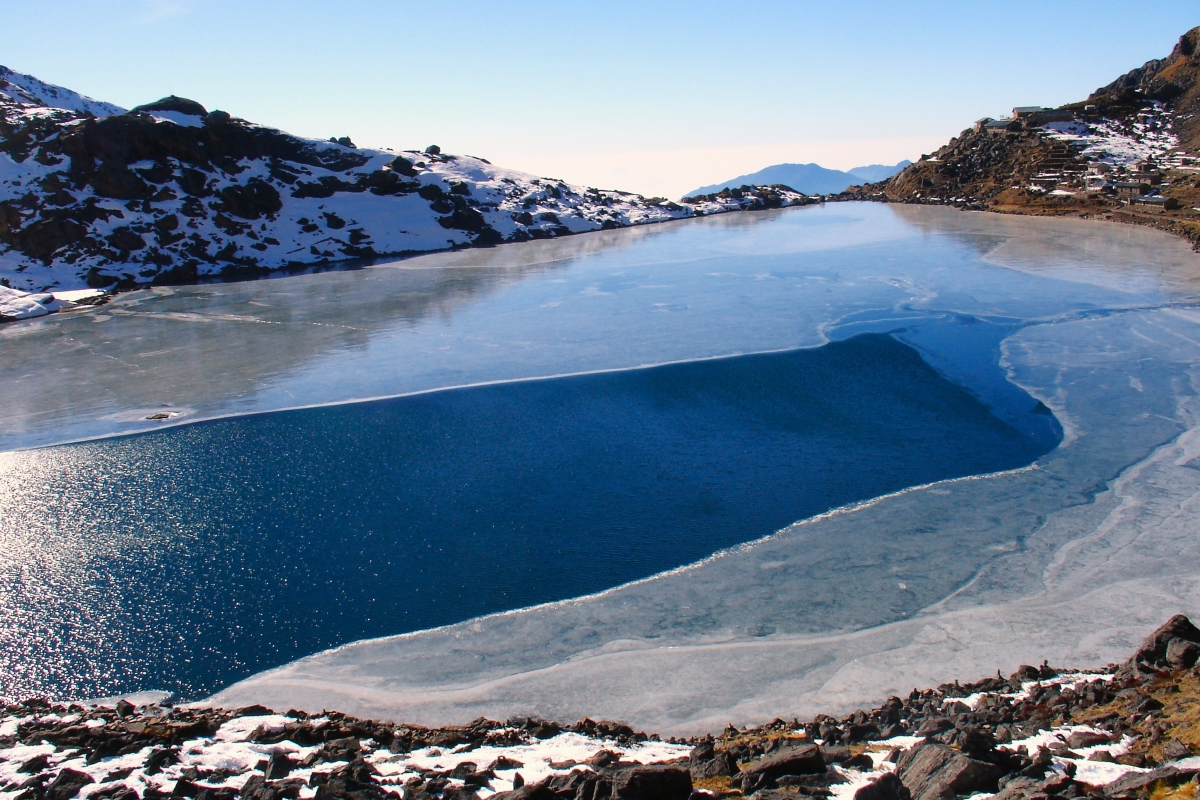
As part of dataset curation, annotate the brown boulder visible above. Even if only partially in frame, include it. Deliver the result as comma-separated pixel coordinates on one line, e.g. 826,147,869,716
896,742,1002,800
735,744,826,794
1125,615,1200,674
688,738,739,780
608,764,691,799
487,788,556,800
537,763,690,800
856,772,912,800
46,769,94,800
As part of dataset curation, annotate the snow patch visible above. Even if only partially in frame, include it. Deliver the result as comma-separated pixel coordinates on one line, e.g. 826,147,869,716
0,64,124,117
1043,114,1179,169
151,110,204,128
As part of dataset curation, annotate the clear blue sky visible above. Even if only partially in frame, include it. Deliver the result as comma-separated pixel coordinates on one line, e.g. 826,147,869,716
3,1,1197,198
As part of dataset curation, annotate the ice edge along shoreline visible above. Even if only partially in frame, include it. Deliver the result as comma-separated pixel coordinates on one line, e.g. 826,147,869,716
10,292,1122,454
199,460,1044,706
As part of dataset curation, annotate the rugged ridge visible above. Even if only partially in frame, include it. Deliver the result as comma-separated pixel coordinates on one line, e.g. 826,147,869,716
844,27,1200,249
0,68,814,298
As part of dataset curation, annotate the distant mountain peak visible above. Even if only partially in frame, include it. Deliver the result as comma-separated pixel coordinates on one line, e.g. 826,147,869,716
846,161,913,183
686,160,911,199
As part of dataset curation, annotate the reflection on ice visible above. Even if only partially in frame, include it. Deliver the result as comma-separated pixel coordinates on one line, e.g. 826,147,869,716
891,205,1200,296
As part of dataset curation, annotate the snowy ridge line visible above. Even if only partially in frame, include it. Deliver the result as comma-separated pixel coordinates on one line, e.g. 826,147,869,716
0,66,817,302
0,66,125,119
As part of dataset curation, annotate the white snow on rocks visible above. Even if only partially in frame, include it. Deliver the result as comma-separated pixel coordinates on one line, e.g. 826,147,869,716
0,64,812,299
213,714,297,743
370,731,690,795
0,285,104,320
0,713,691,800
0,66,125,119
148,111,204,128
945,673,1116,711
0,285,59,319
1001,725,1141,786
1042,110,1180,168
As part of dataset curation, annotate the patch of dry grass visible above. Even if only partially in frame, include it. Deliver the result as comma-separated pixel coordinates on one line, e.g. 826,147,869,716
691,775,739,795
1136,672,1200,761
1150,780,1199,800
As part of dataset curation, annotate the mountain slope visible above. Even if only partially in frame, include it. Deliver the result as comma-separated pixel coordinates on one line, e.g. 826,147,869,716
0,66,125,119
854,28,1200,247
687,160,909,198
0,70,812,296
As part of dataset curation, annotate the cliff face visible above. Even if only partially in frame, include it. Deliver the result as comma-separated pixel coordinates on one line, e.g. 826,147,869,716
855,28,1200,247
1092,27,1200,150
0,70,810,294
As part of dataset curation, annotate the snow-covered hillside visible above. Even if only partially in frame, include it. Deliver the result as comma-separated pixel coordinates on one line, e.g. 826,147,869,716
1042,106,1183,169
0,66,125,119
0,68,813,300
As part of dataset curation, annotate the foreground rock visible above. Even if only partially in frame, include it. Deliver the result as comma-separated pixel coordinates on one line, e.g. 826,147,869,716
1120,613,1200,676
6,615,1200,799
895,742,1002,800
731,744,825,794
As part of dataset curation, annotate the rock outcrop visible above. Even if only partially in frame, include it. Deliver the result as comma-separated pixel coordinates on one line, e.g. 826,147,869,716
895,742,1002,800
1121,613,1200,676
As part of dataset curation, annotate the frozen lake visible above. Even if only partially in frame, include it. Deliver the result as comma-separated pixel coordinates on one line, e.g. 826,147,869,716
4,203,1200,732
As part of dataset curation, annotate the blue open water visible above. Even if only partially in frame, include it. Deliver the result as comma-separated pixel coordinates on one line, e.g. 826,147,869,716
0,329,1059,700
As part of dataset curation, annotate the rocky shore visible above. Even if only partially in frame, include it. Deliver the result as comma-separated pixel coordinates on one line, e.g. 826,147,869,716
6,616,1200,800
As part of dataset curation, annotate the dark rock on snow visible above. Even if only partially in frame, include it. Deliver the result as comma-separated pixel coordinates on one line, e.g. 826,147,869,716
1123,614,1200,675
734,743,826,794
856,772,913,800
896,742,1003,800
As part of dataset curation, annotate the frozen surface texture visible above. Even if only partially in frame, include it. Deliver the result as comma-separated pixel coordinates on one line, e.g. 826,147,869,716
203,206,1200,733
209,307,1200,734
6,204,1200,733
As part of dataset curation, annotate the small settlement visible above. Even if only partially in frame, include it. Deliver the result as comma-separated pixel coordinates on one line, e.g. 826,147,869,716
972,106,1195,208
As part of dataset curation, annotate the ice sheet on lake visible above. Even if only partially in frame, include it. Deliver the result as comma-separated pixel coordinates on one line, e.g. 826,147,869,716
209,214,1200,735
4,204,1197,452
8,203,1200,733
